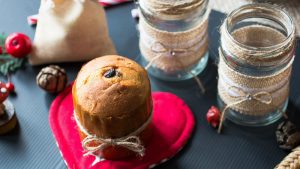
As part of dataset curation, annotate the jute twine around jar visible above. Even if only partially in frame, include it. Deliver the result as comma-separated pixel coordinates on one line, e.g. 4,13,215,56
221,24,296,67
139,11,209,73
139,0,206,19
218,53,294,133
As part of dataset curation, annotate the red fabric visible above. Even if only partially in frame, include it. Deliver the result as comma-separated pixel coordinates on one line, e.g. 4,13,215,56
49,84,195,169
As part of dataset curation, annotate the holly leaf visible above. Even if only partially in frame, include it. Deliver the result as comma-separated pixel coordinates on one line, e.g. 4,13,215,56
0,33,26,76
0,54,24,75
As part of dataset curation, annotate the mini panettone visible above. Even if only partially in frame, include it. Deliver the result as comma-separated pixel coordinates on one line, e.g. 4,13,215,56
72,55,152,160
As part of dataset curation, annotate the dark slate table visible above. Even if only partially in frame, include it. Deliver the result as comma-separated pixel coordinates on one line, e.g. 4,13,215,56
0,1,299,168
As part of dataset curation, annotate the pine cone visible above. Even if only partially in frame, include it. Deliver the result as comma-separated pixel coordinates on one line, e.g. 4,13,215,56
36,65,68,93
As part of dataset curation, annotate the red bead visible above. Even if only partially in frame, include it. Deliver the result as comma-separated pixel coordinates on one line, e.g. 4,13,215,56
206,106,221,128
5,33,32,58
6,82,15,93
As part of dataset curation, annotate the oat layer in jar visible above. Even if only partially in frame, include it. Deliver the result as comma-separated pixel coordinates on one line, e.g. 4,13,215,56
218,4,296,127
138,0,210,81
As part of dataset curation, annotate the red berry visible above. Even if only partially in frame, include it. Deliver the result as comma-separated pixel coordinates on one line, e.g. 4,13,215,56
5,33,32,58
6,82,15,93
206,106,221,128
0,82,9,103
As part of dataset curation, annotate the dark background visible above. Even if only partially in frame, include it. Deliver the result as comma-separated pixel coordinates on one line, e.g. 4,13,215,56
0,1,299,168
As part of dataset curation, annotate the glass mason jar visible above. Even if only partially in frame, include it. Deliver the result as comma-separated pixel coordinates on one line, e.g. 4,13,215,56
138,0,210,81
218,4,296,126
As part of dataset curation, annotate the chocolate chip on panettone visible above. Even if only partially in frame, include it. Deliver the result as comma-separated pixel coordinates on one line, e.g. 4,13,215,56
276,121,300,150
36,65,68,93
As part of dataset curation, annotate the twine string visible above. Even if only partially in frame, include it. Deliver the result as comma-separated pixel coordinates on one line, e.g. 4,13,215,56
83,135,145,156
188,69,206,93
145,41,206,93
74,111,153,157
151,41,191,55
140,0,206,17
145,54,162,70
145,41,192,69
218,86,273,133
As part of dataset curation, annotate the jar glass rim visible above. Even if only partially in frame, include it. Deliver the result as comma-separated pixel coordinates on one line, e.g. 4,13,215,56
223,3,295,51
139,0,208,20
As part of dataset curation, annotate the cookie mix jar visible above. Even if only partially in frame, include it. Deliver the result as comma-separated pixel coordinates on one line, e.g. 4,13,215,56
138,0,210,81
218,4,296,128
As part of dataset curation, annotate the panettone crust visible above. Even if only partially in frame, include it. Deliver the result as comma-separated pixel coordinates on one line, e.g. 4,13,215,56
72,55,152,138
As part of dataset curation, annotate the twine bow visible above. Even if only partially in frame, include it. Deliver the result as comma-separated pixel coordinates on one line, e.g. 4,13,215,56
145,42,194,70
218,86,273,133
83,135,145,156
151,41,192,56
144,41,206,93
73,111,153,159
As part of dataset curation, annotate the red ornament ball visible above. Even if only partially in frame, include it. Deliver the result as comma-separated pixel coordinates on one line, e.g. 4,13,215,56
5,33,32,58
206,106,221,128
5,82,15,93
0,82,9,103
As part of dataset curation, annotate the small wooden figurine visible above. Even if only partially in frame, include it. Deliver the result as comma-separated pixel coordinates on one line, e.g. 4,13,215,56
0,82,17,135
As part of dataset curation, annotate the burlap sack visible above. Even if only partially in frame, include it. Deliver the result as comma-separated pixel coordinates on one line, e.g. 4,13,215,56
30,0,116,65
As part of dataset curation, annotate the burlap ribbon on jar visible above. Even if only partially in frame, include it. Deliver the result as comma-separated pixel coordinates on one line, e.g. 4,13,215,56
217,52,294,133
139,0,206,19
73,111,153,161
139,11,209,73
220,24,296,67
